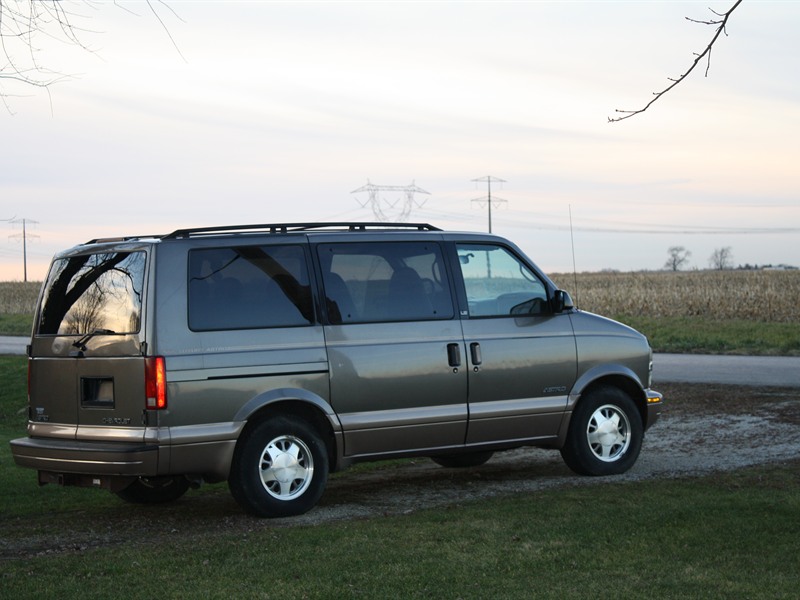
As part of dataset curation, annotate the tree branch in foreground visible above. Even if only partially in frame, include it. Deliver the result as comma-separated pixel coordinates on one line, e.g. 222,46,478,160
0,0,180,111
609,0,743,123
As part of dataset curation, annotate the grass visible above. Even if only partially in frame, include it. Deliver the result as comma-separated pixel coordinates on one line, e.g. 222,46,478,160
2,463,799,598
0,280,40,335
2,269,799,593
2,353,800,598
620,315,800,355
0,313,31,336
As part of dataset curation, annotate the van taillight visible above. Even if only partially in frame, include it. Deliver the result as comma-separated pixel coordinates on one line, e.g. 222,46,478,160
145,356,167,409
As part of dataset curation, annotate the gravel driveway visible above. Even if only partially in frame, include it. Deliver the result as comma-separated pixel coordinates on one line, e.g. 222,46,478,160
287,383,800,526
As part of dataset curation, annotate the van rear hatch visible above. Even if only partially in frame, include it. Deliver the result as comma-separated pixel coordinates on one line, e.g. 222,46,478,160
27,249,151,443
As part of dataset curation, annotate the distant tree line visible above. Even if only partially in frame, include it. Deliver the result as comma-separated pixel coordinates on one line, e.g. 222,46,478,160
664,246,797,271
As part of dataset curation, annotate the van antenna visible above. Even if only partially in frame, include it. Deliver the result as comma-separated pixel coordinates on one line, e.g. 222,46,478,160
569,205,579,306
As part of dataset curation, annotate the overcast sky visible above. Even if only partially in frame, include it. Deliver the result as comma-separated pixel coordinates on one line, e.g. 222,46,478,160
2,0,799,281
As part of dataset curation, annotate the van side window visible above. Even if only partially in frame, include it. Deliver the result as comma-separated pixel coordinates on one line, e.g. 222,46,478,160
456,244,548,317
318,242,453,324
189,245,313,331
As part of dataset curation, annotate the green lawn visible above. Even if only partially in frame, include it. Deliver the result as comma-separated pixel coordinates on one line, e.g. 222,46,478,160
1,464,798,599
2,354,799,598
621,315,800,356
0,313,31,336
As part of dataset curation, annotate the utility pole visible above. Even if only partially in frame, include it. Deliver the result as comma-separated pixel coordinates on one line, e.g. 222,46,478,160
9,218,39,282
471,176,507,233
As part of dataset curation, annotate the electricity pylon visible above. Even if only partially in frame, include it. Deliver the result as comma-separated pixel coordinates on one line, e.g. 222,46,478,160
351,180,430,222
471,176,507,233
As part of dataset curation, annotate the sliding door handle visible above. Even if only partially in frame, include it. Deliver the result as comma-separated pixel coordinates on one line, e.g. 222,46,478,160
470,342,482,366
447,343,462,368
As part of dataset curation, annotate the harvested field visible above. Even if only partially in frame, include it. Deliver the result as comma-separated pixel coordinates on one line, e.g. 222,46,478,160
0,282,41,315
549,270,800,323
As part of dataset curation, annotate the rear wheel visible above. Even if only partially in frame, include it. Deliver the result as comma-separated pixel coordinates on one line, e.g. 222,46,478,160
229,415,329,518
560,386,643,476
116,476,190,504
431,451,494,468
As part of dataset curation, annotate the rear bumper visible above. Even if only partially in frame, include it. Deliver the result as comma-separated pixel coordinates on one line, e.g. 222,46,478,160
9,426,238,485
10,436,159,477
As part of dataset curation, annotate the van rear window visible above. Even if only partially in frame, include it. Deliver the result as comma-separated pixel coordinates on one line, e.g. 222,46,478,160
37,252,146,335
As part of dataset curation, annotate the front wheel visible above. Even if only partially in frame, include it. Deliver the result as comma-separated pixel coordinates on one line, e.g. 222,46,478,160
229,416,329,518
560,386,643,476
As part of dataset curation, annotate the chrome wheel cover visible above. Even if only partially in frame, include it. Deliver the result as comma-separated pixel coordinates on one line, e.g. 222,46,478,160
586,404,632,462
258,435,314,501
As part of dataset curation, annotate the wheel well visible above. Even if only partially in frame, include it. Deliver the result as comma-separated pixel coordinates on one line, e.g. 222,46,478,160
579,376,648,426
240,400,338,471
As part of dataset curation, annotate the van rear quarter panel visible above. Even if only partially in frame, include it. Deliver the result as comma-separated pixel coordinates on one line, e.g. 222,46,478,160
150,240,330,429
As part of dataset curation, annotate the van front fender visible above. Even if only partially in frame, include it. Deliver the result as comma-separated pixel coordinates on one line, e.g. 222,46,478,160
568,363,648,413
556,363,659,445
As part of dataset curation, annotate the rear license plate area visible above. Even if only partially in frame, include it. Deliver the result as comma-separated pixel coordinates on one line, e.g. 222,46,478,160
81,377,115,408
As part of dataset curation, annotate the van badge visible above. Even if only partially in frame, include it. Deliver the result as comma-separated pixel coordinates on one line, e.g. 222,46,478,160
543,386,567,394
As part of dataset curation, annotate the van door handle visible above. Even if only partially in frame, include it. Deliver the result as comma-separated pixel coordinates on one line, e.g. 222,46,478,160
447,343,461,368
470,342,482,366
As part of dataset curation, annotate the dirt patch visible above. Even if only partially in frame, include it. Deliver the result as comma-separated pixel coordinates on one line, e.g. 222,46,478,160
2,383,799,559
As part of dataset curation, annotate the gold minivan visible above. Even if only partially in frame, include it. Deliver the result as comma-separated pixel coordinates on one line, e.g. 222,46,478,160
11,223,662,517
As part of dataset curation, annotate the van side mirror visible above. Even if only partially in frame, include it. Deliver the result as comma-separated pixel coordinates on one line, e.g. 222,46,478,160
551,290,574,314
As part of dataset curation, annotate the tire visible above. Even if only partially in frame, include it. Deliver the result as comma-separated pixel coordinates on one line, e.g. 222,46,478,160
560,386,643,476
116,476,190,504
431,451,494,469
228,416,329,518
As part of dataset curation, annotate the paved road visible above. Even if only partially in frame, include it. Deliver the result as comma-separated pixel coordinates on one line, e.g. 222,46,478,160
0,336,27,355
2,336,798,387
652,353,800,387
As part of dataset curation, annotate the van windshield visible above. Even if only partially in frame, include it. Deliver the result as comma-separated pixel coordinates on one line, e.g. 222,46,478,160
37,251,146,336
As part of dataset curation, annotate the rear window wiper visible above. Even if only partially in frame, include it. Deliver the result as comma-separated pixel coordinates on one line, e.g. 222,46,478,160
72,329,116,352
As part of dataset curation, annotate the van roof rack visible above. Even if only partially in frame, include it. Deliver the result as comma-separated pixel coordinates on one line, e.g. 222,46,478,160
84,234,164,245
162,222,441,239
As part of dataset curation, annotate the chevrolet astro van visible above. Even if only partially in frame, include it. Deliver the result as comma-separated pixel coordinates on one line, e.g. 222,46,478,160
10,223,662,517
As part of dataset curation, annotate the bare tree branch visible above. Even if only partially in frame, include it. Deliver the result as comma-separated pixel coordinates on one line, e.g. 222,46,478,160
143,0,186,63
609,0,744,123
1,1,179,111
